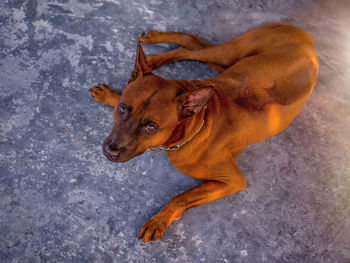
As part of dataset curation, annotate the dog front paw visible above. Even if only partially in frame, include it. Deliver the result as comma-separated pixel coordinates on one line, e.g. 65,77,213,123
88,84,120,107
138,214,169,242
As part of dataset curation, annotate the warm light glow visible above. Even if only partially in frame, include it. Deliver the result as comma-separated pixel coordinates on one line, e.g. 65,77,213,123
267,104,281,134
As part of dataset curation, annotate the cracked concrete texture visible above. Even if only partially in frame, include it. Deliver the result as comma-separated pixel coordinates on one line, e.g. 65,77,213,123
1,0,350,262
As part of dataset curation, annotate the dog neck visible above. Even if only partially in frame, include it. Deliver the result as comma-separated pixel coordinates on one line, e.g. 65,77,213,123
148,102,207,153
161,103,207,151
149,79,213,152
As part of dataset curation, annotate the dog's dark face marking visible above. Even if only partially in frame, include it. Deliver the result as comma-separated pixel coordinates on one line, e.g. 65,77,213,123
102,74,180,162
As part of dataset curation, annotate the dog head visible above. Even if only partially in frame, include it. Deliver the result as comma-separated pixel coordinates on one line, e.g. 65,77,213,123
103,39,213,162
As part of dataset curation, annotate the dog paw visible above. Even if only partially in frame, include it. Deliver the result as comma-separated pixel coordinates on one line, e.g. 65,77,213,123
138,31,161,43
89,84,120,106
138,214,168,242
89,83,109,103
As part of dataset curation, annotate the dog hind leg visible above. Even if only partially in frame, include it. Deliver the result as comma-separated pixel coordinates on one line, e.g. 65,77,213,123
139,31,211,49
139,32,227,72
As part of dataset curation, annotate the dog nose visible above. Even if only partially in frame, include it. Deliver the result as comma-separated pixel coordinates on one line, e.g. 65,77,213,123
102,140,126,160
103,142,118,155
108,142,119,151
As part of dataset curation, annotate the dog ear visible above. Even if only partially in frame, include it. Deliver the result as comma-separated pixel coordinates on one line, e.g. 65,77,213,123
128,36,152,83
176,86,213,121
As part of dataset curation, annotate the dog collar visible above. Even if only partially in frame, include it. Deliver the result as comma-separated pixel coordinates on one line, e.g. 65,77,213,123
150,104,207,152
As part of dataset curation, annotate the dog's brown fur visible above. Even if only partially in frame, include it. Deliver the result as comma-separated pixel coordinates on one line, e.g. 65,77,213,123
89,23,318,242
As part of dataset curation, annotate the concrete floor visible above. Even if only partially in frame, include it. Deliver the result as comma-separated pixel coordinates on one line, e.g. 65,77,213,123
1,0,350,262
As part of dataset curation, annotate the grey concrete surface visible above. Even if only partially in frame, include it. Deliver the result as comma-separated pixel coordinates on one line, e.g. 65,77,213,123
1,0,350,262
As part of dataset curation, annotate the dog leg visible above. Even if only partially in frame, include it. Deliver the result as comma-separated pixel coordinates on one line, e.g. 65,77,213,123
139,31,211,50
138,163,245,242
89,84,121,107
142,47,231,72
139,32,226,72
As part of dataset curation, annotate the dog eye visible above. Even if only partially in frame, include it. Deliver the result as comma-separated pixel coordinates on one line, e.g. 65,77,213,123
117,103,128,117
142,123,158,134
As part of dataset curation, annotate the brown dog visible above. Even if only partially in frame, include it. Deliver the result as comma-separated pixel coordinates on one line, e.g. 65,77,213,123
89,23,318,242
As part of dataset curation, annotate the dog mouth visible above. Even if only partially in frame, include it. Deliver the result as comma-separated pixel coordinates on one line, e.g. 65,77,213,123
103,146,142,163
103,147,146,163
102,136,147,162
104,151,121,162
102,145,123,162
103,150,123,163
